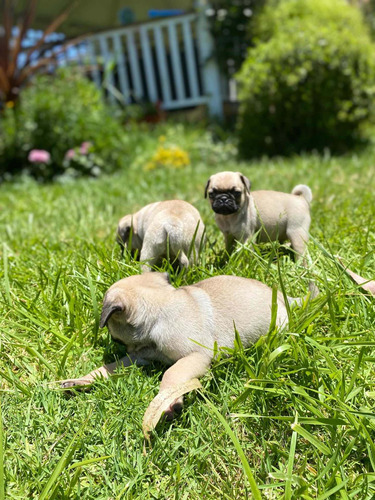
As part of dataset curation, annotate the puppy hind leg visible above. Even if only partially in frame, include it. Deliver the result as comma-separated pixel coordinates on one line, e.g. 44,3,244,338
158,352,212,418
140,243,164,272
172,238,198,268
287,228,308,265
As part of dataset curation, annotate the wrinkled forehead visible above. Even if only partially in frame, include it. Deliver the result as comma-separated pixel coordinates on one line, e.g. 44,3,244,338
209,172,242,190
118,213,133,229
107,272,169,294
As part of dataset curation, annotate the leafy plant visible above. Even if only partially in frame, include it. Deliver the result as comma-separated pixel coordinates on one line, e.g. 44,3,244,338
349,0,375,36
236,0,375,157
0,0,81,105
0,69,130,180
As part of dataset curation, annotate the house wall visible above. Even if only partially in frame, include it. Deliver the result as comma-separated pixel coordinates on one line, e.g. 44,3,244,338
30,0,194,36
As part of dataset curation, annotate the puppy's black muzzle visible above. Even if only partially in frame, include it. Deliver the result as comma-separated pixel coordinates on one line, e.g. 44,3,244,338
212,194,239,215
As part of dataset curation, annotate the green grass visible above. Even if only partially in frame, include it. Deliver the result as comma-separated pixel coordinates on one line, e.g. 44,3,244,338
1,123,375,498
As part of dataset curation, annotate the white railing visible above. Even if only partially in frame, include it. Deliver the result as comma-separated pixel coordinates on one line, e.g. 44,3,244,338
59,10,223,117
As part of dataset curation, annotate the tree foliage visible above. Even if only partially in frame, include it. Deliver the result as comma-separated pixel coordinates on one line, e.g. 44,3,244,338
0,0,81,105
206,0,266,77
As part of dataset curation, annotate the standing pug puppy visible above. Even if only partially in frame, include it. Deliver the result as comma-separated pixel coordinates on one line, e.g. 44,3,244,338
205,171,312,260
117,200,205,272
61,272,302,419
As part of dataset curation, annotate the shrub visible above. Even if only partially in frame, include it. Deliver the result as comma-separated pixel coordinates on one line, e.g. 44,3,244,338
0,69,129,181
236,0,375,157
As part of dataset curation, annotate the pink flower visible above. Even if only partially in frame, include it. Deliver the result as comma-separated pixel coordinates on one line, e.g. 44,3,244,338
80,141,92,155
65,149,76,160
28,149,50,163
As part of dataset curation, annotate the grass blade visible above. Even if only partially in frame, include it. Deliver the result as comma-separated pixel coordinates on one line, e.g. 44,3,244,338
2,243,11,305
268,285,279,334
285,416,298,500
291,423,330,455
0,368,31,396
67,455,111,470
39,413,91,500
316,478,349,500
203,397,262,500
23,345,55,374
86,267,99,345
268,344,291,364
0,404,4,500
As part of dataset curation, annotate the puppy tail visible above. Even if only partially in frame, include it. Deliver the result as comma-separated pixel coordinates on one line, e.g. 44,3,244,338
178,251,190,268
287,280,319,307
292,184,313,204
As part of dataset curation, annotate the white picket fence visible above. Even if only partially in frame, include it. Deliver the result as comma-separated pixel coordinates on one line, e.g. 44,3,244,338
59,10,223,117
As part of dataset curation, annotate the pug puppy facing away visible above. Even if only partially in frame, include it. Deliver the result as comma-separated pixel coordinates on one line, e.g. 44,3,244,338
117,200,205,272
61,272,311,419
205,171,312,260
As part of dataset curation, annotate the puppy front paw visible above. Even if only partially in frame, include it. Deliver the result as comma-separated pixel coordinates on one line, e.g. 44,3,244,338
60,378,92,390
163,397,184,421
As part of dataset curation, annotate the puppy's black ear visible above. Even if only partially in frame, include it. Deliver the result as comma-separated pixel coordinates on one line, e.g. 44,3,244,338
100,302,123,328
239,174,251,194
204,179,211,199
117,224,130,244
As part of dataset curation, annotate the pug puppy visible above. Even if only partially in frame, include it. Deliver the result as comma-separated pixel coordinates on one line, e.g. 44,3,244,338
117,200,205,272
61,272,311,418
205,171,312,260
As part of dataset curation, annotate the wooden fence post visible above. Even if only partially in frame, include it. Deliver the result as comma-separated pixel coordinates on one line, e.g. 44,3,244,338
195,0,223,119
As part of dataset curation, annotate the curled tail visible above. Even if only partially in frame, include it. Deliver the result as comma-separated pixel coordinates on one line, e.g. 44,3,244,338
287,280,319,307
292,184,313,204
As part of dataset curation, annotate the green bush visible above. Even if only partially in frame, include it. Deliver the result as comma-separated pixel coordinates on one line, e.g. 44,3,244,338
0,69,129,181
236,0,375,157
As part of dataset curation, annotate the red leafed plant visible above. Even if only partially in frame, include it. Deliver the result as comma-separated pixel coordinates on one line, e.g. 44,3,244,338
0,0,83,105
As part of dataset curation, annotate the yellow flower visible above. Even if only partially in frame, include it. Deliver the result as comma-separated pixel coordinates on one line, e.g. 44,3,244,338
5,101,14,108
144,144,190,171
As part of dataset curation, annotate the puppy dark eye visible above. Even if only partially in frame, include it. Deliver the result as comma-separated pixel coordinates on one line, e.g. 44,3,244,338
208,191,215,199
233,190,241,198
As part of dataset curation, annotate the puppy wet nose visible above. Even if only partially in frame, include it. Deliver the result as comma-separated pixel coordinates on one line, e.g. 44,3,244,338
215,194,232,204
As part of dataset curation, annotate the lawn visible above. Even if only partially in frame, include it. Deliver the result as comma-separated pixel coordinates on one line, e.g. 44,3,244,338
1,123,375,499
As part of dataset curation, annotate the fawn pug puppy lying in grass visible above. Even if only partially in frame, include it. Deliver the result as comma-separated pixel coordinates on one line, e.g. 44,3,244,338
117,200,205,272
205,171,312,261
61,272,313,434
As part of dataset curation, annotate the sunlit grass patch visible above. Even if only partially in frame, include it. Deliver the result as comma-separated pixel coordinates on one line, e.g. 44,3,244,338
0,124,374,498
